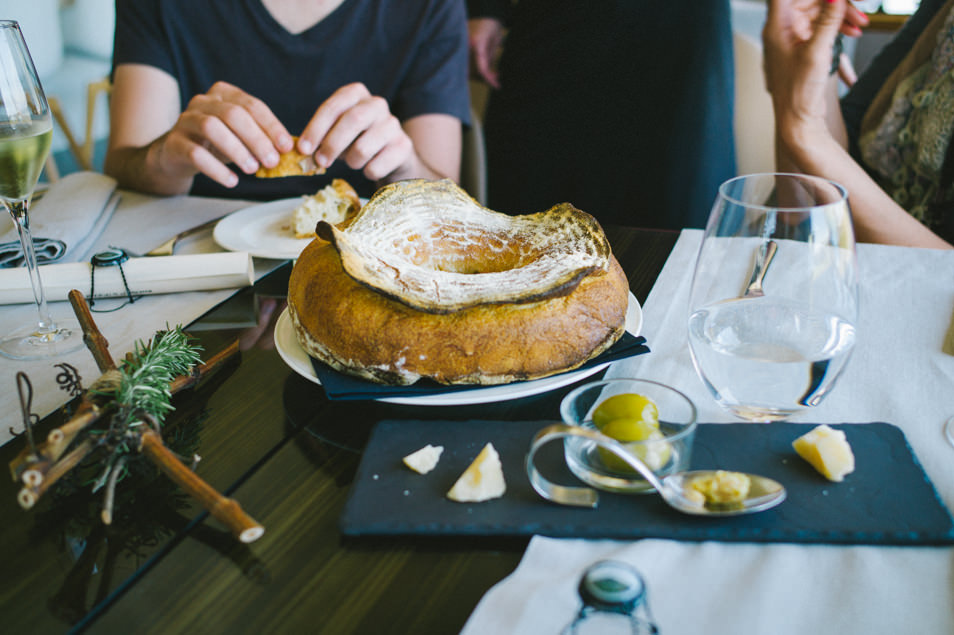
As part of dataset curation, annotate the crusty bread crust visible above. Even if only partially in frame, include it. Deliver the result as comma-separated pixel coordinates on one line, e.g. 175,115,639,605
287,240,629,386
317,179,613,313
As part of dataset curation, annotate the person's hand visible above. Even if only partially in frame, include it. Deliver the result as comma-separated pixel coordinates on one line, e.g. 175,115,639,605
154,81,293,189
762,0,867,139
467,17,505,89
237,297,284,351
836,52,858,86
298,82,418,183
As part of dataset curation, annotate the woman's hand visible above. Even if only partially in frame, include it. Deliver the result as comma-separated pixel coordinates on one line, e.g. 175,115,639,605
763,0,868,150
467,17,505,89
762,1,951,249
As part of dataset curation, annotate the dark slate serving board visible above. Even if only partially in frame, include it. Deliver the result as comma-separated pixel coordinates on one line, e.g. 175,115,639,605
339,420,954,545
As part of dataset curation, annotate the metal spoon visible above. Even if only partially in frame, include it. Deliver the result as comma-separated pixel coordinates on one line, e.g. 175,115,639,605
526,423,786,516
742,239,777,298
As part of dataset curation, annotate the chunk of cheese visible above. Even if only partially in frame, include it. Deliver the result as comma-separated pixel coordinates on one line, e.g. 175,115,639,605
402,444,444,474
689,470,752,505
446,443,506,502
792,425,855,482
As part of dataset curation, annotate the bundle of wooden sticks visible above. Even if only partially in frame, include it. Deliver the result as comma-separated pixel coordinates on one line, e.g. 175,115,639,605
8,290,264,543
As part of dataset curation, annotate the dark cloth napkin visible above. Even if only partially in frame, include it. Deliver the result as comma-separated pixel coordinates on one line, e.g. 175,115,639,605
0,171,118,266
0,237,66,268
310,331,650,400
0,171,119,267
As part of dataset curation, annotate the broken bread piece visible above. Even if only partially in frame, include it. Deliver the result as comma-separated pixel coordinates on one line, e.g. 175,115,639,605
292,179,361,238
792,424,855,482
255,136,326,178
446,443,506,503
403,444,444,475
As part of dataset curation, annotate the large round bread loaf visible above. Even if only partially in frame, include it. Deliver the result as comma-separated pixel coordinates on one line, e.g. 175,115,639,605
287,179,629,385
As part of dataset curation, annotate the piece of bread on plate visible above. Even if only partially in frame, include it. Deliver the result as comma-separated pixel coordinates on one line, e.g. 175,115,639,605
293,179,361,238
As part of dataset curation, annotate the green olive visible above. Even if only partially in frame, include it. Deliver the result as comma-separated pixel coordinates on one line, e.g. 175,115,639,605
592,393,659,430
597,417,672,473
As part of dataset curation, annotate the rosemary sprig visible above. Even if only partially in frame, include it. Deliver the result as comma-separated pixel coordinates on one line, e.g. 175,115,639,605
12,293,261,542
112,327,203,431
88,327,202,494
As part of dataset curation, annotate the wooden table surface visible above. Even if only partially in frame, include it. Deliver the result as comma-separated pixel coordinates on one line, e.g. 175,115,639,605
0,226,680,634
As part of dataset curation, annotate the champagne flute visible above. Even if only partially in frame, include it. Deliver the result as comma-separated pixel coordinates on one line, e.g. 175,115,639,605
0,21,82,359
687,173,859,422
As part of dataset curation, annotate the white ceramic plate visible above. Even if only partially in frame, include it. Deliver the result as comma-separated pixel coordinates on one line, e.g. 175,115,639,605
274,292,642,406
213,197,312,260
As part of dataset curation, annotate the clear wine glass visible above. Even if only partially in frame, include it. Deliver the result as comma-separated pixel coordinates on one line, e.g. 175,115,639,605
687,173,859,422
0,20,82,359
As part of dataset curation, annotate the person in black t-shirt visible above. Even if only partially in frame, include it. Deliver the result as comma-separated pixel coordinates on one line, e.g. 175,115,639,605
106,0,471,200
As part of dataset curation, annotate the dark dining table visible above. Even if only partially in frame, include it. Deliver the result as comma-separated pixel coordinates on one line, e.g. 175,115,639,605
0,224,680,634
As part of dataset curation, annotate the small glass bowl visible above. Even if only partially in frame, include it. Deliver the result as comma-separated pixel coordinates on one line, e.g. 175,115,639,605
560,378,697,493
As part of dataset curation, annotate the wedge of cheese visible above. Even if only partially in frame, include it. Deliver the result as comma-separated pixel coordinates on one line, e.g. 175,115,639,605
688,470,751,505
446,443,506,502
792,424,855,482
402,444,443,474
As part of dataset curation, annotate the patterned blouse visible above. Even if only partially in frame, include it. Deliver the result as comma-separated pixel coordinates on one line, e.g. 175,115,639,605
859,4,954,241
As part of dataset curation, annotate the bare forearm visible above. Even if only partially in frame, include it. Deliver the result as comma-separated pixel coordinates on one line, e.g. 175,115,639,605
104,136,195,197
763,0,946,249
385,114,461,185
778,129,952,249
383,149,457,185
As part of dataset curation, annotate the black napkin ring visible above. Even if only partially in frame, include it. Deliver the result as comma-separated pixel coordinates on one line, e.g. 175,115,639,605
89,247,140,312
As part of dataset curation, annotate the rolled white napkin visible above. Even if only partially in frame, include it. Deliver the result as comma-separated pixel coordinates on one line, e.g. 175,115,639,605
0,171,118,265
0,251,254,305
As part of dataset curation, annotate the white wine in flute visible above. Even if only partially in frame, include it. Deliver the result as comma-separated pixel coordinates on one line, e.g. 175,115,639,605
0,122,53,203
0,20,82,360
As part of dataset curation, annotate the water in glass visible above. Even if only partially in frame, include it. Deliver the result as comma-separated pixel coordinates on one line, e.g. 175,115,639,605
687,173,859,422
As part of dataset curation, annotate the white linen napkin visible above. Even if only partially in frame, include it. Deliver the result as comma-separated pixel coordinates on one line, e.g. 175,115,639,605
604,230,954,509
463,230,954,634
461,536,954,635
0,171,118,265
944,304,954,356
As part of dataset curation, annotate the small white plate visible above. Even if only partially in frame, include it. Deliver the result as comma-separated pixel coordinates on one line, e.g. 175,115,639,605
274,292,642,406
213,197,312,260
